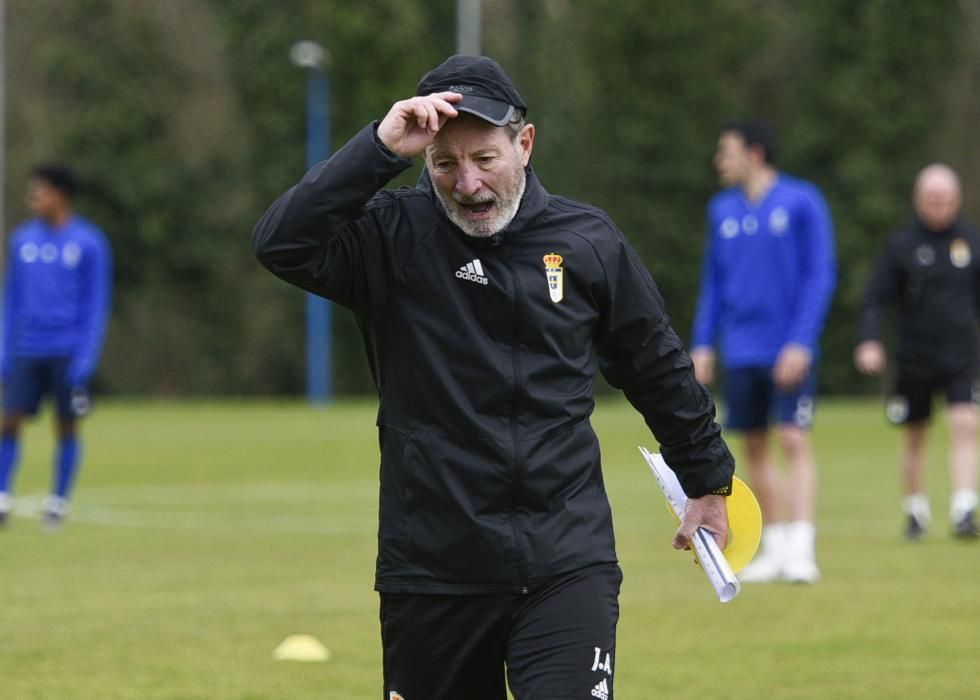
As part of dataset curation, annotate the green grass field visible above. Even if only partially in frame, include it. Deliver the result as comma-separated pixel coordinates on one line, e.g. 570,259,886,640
1,397,977,699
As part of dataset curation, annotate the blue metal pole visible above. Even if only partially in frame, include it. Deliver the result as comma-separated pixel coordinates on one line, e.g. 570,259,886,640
305,67,332,405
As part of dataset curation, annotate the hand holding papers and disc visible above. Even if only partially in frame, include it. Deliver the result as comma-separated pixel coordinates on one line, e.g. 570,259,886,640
659,476,762,574
639,447,762,603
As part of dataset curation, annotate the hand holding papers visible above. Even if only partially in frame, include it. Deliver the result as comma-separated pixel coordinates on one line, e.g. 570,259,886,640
639,447,761,603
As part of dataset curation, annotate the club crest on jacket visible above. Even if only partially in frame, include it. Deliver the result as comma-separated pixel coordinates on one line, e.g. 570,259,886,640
543,253,564,303
950,238,971,269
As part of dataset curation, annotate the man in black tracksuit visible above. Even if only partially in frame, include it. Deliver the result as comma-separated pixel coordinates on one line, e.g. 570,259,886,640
253,55,735,700
855,163,980,540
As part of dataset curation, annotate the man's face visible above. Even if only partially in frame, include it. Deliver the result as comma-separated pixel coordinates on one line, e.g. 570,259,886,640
28,178,64,220
914,171,961,232
425,115,534,238
713,132,756,188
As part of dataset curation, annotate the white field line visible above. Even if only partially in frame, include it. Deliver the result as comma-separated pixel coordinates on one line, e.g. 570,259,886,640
11,481,377,535
12,482,916,539
79,480,372,504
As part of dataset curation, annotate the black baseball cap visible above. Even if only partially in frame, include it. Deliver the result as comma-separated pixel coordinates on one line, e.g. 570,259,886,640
416,55,527,127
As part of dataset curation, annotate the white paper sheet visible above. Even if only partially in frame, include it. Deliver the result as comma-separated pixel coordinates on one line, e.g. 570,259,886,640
639,446,740,603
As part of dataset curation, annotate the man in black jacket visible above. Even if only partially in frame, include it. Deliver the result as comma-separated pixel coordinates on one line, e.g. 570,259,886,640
253,55,735,700
855,163,980,540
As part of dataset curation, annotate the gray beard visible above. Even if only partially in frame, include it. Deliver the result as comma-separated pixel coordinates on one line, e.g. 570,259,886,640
433,169,527,239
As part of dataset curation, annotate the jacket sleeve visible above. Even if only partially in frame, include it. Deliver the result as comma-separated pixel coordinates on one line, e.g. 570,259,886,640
252,123,415,310
856,236,905,343
785,187,837,350
597,234,734,498
972,231,980,325
68,231,113,385
690,221,719,351
1,237,17,378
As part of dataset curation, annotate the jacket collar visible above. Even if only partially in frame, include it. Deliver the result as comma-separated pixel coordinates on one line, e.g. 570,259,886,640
418,165,549,245
913,214,962,238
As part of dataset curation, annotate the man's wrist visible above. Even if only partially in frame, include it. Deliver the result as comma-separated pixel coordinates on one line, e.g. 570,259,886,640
689,485,732,498
372,122,413,165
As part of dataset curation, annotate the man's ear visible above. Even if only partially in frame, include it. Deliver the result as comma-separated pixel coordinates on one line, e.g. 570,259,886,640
519,123,535,167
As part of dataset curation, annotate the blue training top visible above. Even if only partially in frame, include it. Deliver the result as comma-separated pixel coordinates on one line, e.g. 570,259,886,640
692,174,837,368
2,214,113,385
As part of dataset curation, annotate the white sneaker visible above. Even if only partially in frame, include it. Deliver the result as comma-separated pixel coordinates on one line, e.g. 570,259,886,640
739,523,787,583
0,492,11,527
738,550,785,583
782,556,820,584
41,495,69,532
782,521,819,584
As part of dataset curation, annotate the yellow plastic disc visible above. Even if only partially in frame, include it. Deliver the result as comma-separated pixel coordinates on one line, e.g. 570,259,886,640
724,477,762,572
666,476,762,573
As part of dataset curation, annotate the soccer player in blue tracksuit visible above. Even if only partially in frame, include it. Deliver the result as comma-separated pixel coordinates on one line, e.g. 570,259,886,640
0,164,113,528
692,121,836,583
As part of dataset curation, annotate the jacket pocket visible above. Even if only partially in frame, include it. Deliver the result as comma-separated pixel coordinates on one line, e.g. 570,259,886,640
401,431,517,585
376,426,414,576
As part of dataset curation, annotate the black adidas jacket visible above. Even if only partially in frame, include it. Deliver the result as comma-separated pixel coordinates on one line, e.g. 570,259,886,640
253,123,734,594
857,217,980,374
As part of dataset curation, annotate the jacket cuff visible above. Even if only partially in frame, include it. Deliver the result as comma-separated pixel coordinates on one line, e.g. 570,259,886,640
371,121,414,167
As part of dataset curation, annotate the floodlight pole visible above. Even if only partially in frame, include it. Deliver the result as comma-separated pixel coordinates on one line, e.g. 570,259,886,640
456,0,482,54
0,0,6,308
290,41,332,406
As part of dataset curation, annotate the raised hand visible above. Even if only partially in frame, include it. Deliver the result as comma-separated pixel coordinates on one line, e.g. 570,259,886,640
377,92,463,159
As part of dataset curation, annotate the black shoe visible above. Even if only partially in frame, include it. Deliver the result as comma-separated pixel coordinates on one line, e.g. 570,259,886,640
905,514,926,540
953,510,979,539
0,511,8,528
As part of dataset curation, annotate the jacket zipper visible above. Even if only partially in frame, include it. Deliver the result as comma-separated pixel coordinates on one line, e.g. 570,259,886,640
502,251,530,595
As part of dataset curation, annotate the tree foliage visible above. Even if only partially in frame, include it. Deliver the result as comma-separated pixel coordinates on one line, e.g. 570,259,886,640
3,0,970,395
